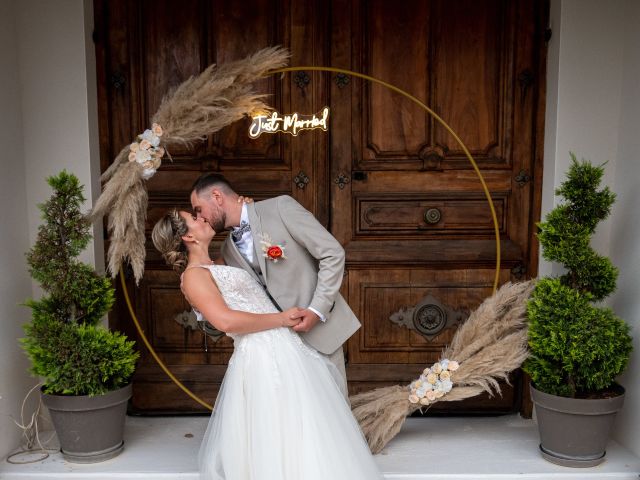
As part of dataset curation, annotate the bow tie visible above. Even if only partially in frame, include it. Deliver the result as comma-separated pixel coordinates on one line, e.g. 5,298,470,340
231,222,251,242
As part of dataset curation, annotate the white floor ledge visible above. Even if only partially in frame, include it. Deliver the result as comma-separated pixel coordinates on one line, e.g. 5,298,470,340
2,415,639,479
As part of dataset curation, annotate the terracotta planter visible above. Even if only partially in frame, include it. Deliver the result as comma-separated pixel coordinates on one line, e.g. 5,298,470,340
42,383,132,463
530,383,625,467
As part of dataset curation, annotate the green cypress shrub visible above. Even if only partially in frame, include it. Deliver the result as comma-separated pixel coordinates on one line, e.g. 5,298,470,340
524,155,632,398
21,171,139,396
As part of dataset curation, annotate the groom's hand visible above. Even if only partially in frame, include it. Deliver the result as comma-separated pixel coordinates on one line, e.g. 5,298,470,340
290,308,321,333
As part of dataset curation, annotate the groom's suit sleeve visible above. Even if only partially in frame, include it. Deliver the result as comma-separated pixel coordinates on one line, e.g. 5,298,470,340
276,195,345,319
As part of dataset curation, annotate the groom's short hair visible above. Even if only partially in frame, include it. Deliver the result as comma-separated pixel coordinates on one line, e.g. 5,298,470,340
191,173,235,196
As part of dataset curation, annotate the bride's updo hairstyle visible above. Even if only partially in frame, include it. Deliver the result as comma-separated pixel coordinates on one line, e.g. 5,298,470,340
152,209,189,272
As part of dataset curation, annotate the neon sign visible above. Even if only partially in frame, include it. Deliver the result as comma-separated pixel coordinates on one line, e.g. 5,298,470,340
249,107,329,138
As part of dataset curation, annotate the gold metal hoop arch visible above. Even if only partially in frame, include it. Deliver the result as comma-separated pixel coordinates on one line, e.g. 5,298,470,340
119,66,501,412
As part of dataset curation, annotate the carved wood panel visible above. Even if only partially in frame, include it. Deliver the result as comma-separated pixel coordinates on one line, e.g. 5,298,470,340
359,0,513,170
354,193,507,237
346,268,520,412
347,268,510,362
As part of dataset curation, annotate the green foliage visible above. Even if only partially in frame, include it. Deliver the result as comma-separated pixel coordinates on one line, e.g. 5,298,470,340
524,279,631,396
22,171,138,396
524,156,632,397
26,171,114,324
554,155,615,234
22,316,138,396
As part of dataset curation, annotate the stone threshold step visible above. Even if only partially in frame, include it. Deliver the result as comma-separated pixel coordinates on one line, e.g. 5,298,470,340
2,415,639,479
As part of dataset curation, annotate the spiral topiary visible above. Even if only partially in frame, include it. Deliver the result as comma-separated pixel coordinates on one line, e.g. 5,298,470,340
21,171,139,396
524,155,632,398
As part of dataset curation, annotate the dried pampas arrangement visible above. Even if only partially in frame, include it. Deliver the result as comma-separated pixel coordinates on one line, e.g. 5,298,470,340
350,280,535,454
90,47,290,283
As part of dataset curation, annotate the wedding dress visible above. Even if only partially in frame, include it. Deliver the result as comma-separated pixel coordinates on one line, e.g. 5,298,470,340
195,265,383,479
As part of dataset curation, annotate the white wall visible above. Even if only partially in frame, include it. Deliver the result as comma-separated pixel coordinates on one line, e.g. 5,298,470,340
18,0,103,270
0,0,102,460
0,0,38,460
542,0,640,457
540,0,625,276
608,0,640,458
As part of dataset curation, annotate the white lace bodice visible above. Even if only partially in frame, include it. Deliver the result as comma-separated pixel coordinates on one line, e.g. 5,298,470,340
209,265,279,314
191,264,319,364
191,265,279,325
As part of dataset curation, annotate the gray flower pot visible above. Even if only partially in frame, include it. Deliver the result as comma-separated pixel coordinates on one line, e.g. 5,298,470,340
42,383,132,463
530,383,625,467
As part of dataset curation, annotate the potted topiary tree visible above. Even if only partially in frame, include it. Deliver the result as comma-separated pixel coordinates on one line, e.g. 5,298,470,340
525,155,632,467
21,171,139,463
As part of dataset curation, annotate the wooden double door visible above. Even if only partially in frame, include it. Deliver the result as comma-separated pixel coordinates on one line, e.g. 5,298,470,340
95,0,548,414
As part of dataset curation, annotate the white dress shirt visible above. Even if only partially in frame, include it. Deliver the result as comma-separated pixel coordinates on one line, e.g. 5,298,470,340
232,204,254,263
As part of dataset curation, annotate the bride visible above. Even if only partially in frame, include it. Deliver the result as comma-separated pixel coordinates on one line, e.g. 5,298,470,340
152,209,383,479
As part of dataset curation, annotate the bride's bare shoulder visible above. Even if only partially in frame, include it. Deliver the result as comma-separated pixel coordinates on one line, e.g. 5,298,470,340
181,266,215,289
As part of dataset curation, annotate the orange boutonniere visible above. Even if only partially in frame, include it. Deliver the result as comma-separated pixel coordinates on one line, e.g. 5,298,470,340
259,234,287,262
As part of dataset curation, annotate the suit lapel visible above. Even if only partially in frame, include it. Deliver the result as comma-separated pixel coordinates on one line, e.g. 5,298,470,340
247,202,268,282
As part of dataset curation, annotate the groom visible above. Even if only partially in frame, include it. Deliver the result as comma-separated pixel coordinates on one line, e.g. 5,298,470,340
190,173,360,398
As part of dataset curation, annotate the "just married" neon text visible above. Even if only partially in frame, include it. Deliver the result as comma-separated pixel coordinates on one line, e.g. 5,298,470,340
249,107,329,138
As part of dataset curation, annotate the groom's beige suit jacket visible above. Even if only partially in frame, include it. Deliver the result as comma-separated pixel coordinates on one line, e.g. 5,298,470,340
220,195,361,355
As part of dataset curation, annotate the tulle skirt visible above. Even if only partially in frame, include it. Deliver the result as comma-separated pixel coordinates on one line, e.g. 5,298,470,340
198,327,383,479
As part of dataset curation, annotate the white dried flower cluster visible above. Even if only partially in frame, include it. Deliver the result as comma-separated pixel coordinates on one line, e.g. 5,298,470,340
128,123,165,180
408,359,459,405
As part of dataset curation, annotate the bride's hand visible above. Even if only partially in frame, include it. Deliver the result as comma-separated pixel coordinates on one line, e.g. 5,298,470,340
237,195,253,204
280,307,303,327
